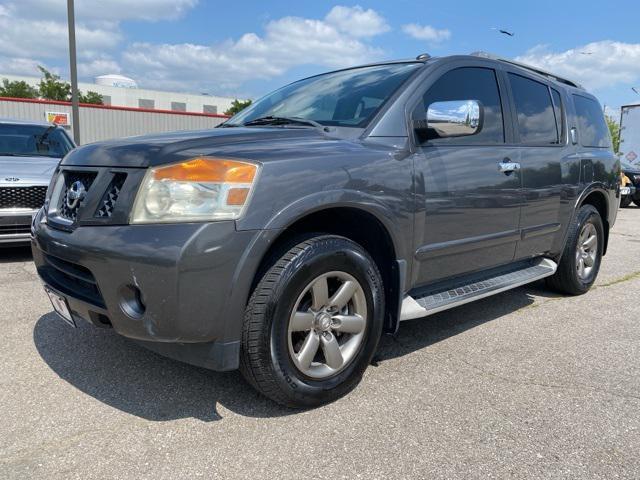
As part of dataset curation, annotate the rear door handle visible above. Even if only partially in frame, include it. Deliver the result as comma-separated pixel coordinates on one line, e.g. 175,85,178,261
499,160,521,175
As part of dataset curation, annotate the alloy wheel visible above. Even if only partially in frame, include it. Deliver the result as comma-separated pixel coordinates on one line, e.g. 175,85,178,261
287,271,367,379
575,222,598,280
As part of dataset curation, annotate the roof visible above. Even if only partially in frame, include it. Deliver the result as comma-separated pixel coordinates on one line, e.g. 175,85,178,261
304,53,583,92
0,117,54,127
469,51,583,89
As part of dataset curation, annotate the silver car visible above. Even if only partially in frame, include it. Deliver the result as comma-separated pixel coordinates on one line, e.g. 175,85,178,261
0,119,74,244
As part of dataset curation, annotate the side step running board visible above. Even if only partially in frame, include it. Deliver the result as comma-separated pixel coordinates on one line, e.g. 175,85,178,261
400,258,558,321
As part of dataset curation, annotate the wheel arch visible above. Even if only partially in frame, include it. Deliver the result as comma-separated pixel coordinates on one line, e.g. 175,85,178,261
577,187,610,255
250,203,405,334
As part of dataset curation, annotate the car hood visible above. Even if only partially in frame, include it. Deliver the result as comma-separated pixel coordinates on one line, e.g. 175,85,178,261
61,127,354,168
0,155,60,186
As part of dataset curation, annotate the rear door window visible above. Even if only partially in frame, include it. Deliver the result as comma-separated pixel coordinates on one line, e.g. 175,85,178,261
551,88,564,141
508,73,558,144
573,95,611,148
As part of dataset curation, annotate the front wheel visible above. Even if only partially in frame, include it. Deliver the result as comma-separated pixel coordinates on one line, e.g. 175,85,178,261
240,235,384,408
546,204,604,295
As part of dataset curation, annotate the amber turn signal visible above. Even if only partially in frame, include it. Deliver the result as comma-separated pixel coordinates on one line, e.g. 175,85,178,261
153,157,257,183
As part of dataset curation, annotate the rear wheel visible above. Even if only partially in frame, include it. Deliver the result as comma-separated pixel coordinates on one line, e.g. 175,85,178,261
620,196,632,208
546,204,604,295
633,193,640,207
240,235,384,408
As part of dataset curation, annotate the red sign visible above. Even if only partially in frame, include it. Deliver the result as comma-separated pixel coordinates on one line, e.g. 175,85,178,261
45,111,70,126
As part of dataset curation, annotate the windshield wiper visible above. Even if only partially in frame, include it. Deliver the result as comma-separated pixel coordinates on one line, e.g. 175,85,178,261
242,116,324,128
217,122,240,128
37,125,56,142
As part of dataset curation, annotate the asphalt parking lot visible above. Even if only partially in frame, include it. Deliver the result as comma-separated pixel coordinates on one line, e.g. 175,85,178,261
1,208,639,480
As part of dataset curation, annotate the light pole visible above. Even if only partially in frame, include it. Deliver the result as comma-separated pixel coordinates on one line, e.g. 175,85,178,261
67,0,80,145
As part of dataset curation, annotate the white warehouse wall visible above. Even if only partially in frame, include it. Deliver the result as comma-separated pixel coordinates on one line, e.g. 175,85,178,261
0,97,228,144
0,74,239,115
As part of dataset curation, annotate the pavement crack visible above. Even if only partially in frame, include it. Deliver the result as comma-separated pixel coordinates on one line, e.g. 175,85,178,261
610,231,638,238
457,358,640,402
596,270,640,288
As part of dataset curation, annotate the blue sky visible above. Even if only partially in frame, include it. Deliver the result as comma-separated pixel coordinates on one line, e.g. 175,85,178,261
1,0,639,112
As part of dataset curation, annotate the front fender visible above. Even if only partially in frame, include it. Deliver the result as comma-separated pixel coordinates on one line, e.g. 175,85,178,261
219,189,412,344
257,189,409,262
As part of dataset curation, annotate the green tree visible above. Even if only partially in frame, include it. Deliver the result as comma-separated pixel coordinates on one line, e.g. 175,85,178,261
0,79,39,98
79,90,104,105
224,99,252,116
606,116,621,154
37,66,71,101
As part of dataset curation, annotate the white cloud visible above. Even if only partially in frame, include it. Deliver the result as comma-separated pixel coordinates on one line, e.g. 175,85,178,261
78,57,122,77
122,8,387,92
604,105,619,118
0,16,122,60
325,5,390,38
0,0,198,80
4,0,197,22
402,23,451,43
0,56,44,77
516,41,640,91
0,3,389,94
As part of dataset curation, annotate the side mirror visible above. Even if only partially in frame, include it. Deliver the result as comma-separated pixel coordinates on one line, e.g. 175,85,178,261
414,100,484,141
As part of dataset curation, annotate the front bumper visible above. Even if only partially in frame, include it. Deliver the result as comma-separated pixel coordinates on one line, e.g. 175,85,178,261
32,210,271,370
0,209,37,244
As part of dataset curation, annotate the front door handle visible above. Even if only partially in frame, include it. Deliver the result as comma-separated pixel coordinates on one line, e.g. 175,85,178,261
499,159,521,175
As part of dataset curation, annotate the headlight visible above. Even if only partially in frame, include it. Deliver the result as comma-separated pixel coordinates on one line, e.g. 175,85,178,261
130,157,259,224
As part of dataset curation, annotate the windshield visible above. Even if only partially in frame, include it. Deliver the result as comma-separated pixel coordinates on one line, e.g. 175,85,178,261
0,124,73,158
228,63,421,128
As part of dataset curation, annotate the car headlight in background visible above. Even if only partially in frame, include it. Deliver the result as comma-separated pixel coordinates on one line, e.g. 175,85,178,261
130,157,259,224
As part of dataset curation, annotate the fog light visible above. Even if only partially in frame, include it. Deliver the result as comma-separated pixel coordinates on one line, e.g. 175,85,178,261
119,284,146,319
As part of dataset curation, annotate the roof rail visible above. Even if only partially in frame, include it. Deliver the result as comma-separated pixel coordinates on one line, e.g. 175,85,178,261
470,51,583,89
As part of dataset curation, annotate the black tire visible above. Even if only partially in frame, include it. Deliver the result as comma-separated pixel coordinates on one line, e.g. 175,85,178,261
240,235,385,408
620,196,632,208
546,204,604,295
633,194,640,207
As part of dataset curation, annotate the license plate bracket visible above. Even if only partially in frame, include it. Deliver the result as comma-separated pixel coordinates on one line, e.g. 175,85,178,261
45,287,76,328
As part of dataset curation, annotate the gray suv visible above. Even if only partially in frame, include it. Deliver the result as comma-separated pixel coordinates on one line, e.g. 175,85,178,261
0,119,73,244
32,53,619,408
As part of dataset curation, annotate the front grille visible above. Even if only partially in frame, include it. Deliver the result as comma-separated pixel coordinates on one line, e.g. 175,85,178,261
42,253,104,307
0,186,47,209
95,173,127,218
0,224,31,235
59,172,97,222
47,167,142,228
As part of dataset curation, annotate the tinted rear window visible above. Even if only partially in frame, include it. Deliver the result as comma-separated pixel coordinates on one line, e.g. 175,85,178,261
573,95,611,148
508,73,558,144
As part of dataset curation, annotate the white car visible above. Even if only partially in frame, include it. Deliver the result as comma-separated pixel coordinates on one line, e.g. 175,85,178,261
0,119,74,244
